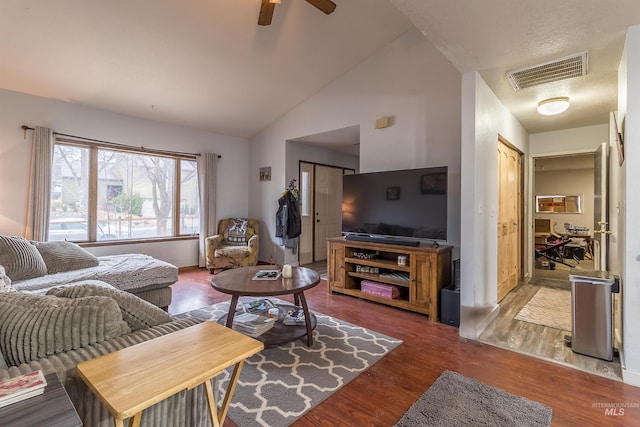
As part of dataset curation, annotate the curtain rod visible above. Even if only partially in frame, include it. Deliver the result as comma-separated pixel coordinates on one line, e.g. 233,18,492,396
20,125,221,159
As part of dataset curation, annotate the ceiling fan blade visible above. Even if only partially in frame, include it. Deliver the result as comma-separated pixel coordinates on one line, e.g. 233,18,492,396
305,0,336,15
258,0,276,26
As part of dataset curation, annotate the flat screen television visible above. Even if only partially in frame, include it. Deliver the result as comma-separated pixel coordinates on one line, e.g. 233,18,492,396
341,166,447,244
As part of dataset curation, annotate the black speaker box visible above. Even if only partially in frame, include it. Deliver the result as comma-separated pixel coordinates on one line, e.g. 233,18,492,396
452,259,460,289
440,287,460,327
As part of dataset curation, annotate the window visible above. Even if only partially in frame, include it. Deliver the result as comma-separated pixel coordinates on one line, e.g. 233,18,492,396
179,160,199,235
300,171,310,217
49,141,199,242
50,145,90,241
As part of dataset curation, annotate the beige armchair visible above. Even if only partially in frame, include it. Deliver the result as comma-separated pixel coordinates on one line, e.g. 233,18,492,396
206,218,259,273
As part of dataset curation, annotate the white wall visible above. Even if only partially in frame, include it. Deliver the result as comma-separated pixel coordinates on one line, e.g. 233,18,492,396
459,72,529,339
249,28,462,265
0,89,249,267
257,141,359,264
530,124,608,154
619,25,640,387
286,141,359,175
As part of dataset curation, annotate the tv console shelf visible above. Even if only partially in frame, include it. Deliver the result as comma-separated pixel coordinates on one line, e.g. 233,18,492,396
327,237,452,319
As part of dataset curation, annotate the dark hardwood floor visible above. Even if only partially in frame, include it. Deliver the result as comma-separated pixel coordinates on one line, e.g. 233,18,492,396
169,267,640,427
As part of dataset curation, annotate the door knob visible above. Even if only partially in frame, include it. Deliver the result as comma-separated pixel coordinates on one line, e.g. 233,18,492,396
594,230,613,235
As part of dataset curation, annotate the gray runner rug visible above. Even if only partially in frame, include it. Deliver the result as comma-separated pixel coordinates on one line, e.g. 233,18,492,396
175,299,402,426
395,370,552,427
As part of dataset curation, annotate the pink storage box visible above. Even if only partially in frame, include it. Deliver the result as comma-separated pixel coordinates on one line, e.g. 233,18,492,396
361,280,400,299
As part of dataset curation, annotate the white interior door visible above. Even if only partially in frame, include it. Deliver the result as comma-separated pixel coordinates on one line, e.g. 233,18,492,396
593,142,609,270
313,165,343,261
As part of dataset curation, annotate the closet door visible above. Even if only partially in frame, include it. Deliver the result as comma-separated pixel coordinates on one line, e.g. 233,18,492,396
497,138,522,302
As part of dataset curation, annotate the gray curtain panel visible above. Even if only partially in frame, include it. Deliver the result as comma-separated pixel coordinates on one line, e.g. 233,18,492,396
197,153,218,267
25,126,54,241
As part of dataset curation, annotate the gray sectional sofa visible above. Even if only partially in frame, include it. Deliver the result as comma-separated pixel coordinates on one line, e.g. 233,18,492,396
0,236,215,426
0,236,177,308
0,283,213,427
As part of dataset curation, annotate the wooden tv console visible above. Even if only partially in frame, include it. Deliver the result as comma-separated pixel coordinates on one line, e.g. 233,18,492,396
327,237,452,320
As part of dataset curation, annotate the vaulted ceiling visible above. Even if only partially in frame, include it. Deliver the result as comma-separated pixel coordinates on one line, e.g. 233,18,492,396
0,0,412,138
2,0,639,141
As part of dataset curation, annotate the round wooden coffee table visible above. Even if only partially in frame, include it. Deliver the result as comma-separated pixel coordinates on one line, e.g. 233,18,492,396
211,265,320,347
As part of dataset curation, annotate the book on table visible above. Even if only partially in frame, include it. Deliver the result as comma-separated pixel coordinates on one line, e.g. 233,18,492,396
252,269,282,280
232,312,275,337
283,308,306,325
0,370,47,409
243,298,276,313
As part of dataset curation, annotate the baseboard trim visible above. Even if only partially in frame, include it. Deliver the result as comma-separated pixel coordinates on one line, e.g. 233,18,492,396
459,304,499,340
622,366,640,387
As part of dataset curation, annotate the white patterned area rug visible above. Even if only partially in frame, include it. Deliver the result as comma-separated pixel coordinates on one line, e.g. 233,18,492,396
514,287,572,331
175,299,402,427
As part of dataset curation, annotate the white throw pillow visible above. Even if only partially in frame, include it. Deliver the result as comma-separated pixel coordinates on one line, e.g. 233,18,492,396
0,265,16,292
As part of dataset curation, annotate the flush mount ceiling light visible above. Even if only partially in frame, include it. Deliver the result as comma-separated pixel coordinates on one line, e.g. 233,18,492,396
537,97,570,116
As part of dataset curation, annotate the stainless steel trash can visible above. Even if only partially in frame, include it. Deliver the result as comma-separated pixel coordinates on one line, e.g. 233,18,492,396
569,269,619,361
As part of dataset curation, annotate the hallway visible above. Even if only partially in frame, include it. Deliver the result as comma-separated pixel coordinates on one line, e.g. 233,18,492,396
478,281,622,381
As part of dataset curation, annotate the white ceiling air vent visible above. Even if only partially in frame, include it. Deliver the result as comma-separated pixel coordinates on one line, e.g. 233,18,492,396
506,51,588,91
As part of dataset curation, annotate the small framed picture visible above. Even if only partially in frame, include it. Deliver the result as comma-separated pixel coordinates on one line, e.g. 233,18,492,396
259,167,271,181
386,186,400,200
421,172,447,194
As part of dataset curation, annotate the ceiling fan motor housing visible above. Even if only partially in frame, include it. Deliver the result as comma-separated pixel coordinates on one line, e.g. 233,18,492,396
259,0,337,26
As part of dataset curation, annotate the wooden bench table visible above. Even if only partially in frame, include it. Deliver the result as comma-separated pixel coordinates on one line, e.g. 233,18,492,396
76,322,263,427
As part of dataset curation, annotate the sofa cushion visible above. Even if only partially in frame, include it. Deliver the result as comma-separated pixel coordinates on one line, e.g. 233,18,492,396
0,292,130,366
0,236,48,281
48,284,172,331
35,241,100,274
215,245,250,258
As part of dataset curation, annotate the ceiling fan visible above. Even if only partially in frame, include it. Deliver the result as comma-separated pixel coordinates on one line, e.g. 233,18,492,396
258,0,337,26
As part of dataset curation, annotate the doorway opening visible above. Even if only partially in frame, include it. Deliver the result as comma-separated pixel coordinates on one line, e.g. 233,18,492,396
531,152,596,286
298,162,355,265
288,125,360,267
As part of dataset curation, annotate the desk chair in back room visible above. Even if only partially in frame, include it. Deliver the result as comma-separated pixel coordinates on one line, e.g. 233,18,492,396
535,237,582,268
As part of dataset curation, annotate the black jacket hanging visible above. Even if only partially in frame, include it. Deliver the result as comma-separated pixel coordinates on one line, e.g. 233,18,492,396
276,190,301,239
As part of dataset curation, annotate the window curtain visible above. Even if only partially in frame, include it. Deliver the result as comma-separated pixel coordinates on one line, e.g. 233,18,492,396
25,126,54,241
197,153,218,267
